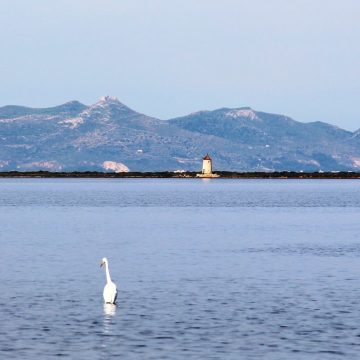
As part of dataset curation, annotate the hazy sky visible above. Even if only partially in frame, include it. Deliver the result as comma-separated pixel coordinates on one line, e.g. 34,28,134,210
1,0,359,129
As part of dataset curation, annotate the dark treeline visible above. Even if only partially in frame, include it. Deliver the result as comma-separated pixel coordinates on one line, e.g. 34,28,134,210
0,171,360,179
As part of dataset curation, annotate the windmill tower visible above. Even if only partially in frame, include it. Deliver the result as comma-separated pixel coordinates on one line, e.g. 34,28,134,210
202,154,212,175
196,154,219,178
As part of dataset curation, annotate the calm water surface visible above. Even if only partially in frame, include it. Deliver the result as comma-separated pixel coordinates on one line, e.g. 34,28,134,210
1,179,360,359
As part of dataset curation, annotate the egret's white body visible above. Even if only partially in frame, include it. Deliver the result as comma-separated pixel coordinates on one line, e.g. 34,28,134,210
100,258,117,304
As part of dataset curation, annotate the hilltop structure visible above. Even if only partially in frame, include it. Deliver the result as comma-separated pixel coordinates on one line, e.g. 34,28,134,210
196,154,220,178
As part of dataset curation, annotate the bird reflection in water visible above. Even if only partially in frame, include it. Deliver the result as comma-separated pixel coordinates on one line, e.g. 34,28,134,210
103,304,116,335
104,303,116,316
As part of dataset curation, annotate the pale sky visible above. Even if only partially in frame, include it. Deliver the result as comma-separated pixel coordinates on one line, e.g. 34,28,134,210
0,0,359,130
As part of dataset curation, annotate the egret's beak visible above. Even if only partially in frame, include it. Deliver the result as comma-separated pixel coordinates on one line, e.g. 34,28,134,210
100,261,104,268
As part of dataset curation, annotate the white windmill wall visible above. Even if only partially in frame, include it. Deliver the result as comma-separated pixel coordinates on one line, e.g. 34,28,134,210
202,159,212,174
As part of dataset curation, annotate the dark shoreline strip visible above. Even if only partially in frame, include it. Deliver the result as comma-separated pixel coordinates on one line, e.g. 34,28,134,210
0,171,360,179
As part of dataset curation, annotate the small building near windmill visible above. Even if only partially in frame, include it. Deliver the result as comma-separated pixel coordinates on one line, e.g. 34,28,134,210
196,154,220,178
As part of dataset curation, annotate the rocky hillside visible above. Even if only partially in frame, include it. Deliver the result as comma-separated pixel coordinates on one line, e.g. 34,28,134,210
0,96,359,172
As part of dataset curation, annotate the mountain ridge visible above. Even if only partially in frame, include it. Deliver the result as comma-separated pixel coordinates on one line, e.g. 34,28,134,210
0,96,359,172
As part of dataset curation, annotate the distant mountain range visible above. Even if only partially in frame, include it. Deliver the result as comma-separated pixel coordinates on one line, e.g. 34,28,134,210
1,96,360,172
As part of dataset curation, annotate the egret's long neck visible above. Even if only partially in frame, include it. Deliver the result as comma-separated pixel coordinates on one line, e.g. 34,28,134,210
105,262,112,284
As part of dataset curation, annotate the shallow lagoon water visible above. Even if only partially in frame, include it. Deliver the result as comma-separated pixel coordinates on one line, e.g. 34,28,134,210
1,179,360,359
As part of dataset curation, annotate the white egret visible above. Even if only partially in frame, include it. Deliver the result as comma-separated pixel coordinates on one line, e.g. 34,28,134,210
100,257,118,304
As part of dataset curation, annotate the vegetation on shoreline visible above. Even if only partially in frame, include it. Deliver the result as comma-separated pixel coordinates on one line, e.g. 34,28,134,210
0,171,360,179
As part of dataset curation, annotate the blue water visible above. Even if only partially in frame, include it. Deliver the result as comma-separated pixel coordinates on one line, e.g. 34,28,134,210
1,179,360,359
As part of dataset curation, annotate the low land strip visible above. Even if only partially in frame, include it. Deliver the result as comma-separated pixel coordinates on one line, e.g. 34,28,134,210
0,171,360,179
